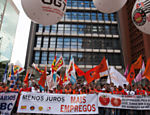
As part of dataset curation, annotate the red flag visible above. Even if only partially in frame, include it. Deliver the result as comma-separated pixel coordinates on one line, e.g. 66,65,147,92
74,64,85,77
38,66,47,88
126,65,135,85
58,74,63,86
143,58,150,81
96,57,108,73
133,55,142,69
24,72,29,87
85,66,100,84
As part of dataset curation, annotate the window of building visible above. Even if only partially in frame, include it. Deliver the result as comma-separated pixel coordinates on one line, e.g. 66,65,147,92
34,51,40,64
78,38,83,49
41,52,47,64
64,24,71,34
43,37,49,48
78,0,84,7
78,12,84,20
77,53,84,65
37,24,43,32
71,38,77,48
91,13,97,20
104,13,109,21
56,52,62,60
85,13,90,20
72,0,77,7
85,1,90,8
111,25,118,35
63,52,70,64
48,52,55,64
65,12,71,20
36,36,42,48
78,25,84,34
98,13,103,21
44,26,50,33
72,12,78,20
50,25,57,33
64,38,70,48
57,37,63,48
71,24,77,34
105,25,111,34
50,37,56,48
58,24,64,34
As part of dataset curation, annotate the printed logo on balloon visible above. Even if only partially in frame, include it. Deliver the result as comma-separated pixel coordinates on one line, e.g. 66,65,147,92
21,0,67,25
132,0,150,34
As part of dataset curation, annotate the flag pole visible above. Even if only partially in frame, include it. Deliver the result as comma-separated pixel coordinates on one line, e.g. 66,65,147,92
106,59,112,84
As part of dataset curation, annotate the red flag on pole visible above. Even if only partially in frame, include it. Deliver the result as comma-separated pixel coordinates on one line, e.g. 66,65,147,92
38,66,47,88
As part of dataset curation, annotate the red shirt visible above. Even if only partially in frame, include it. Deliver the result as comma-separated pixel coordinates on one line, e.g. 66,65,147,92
117,90,127,95
136,89,145,95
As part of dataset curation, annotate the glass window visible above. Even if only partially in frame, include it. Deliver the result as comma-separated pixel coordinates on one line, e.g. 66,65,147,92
48,52,55,64
71,38,77,48
50,37,56,48
64,24,71,34
37,24,43,32
78,38,83,49
65,12,71,20
85,53,92,65
90,1,95,8
63,52,70,64
105,25,111,34
85,13,90,20
98,13,103,21
91,13,97,20
67,0,71,7
36,36,42,48
78,12,84,20
34,51,40,64
77,53,84,65
98,25,105,34
78,0,84,7
72,12,77,20
85,1,90,8
43,37,49,48
104,14,109,21
110,13,117,21
72,0,77,7
64,38,70,48
58,24,64,34
44,26,50,33
111,25,118,35
56,52,62,60
57,37,63,48
78,25,84,34
50,25,57,33
92,25,98,33
41,52,47,64
71,24,77,34
105,39,112,49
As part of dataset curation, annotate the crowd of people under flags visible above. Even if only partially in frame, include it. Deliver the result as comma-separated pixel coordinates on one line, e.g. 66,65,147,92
1,55,150,114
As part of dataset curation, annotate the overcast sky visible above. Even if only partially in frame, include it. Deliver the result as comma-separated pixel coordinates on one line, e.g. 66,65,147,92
10,0,31,67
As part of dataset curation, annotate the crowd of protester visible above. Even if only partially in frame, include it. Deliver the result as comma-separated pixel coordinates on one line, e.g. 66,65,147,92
0,78,150,115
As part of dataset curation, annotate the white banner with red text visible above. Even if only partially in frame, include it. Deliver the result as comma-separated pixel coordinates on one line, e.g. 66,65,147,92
17,92,98,114
98,93,150,110
0,92,18,114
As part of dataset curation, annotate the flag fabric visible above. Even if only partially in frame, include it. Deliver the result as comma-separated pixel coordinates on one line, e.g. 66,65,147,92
96,57,109,78
107,67,128,87
52,56,65,72
96,57,108,73
58,74,63,86
133,55,143,69
134,62,145,83
38,66,47,88
51,55,57,70
124,65,129,78
143,58,150,81
13,65,24,75
66,57,76,85
85,66,100,84
32,63,44,74
10,65,15,81
74,64,85,77
126,65,135,85
3,64,8,83
24,72,29,87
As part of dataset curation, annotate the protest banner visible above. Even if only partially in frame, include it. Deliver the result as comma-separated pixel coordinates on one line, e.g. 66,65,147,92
0,92,18,114
98,93,150,110
17,92,98,114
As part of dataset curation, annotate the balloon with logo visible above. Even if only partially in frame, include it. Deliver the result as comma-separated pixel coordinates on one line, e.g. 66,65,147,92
93,0,127,13
21,0,67,25
132,0,150,34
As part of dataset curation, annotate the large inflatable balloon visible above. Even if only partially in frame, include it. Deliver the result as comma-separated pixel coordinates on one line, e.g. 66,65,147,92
93,0,127,13
132,0,150,34
21,0,67,25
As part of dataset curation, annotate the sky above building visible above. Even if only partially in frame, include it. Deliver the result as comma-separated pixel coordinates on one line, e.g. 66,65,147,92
10,0,31,67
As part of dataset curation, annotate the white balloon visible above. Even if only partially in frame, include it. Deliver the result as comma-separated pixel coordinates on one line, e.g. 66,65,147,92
21,0,67,25
93,0,127,13
132,0,150,35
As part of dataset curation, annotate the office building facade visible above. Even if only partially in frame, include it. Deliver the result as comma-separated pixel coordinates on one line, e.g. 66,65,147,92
25,0,124,71
119,0,150,66
0,0,19,62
